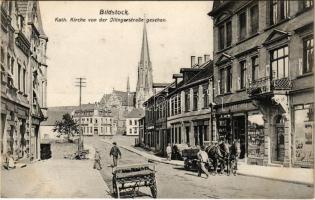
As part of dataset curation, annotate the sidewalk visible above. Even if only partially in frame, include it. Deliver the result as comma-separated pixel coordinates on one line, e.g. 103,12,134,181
1,159,111,198
102,139,314,186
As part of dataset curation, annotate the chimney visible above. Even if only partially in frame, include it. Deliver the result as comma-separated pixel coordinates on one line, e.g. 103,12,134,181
204,54,210,62
198,57,202,66
191,56,196,67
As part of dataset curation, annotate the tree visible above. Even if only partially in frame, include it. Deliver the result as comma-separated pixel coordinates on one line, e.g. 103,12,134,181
53,113,80,142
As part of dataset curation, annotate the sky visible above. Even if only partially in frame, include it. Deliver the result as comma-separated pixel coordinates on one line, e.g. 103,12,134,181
39,1,213,107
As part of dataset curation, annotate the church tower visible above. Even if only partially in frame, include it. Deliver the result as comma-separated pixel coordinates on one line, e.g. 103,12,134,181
135,21,153,108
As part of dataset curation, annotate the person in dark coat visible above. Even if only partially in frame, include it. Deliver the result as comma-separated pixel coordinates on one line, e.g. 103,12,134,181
110,142,121,167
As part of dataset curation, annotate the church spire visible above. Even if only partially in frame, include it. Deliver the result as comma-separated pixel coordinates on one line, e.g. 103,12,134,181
127,76,130,93
140,19,150,63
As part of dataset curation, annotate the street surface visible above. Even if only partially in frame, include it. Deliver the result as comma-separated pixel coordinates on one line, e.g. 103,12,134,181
84,135,314,199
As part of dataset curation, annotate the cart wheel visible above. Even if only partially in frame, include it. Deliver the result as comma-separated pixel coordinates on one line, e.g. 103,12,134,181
150,181,157,198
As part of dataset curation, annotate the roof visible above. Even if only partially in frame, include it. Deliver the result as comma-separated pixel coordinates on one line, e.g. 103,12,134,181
41,107,75,126
125,108,145,118
100,90,136,107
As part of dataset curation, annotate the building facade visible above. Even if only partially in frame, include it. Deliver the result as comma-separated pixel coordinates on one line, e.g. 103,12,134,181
209,0,314,167
1,1,48,162
141,56,214,155
125,108,144,136
73,103,116,136
135,22,154,108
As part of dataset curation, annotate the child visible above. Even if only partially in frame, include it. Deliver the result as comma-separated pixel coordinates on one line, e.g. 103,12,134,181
93,149,102,170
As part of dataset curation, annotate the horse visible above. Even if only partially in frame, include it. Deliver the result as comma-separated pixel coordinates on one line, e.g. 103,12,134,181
205,142,228,175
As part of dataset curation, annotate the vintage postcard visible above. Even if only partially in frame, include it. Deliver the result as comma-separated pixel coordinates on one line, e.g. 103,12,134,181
1,0,314,198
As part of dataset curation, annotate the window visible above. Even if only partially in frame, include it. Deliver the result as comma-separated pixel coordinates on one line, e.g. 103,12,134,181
18,64,21,90
7,54,10,72
171,97,175,116
129,120,132,125
252,56,259,81
175,127,178,143
135,120,137,125
185,90,190,112
227,66,232,92
250,5,259,35
270,0,289,25
239,12,247,41
101,127,103,133
174,95,178,115
240,61,247,89
301,0,313,10
219,68,225,94
178,95,181,114
203,84,209,108
271,46,289,79
10,58,14,75
226,21,232,47
134,127,137,134
218,20,232,50
303,36,313,74
219,25,225,50
178,127,182,144
293,104,313,166
90,118,92,123
129,129,132,134
193,88,198,111
22,69,26,93
90,127,92,133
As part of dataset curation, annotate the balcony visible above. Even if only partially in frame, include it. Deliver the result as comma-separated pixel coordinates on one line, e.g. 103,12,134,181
247,77,292,98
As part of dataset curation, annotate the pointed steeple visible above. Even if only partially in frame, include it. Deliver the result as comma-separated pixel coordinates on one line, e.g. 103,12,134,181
127,76,130,93
140,19,150,63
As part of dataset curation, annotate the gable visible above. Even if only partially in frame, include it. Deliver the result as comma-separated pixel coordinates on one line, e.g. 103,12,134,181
215,53,234,66
263,29,291,46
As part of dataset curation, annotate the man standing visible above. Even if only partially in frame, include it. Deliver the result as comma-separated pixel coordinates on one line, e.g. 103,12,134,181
197,146,210,178
110,142,121,167
93,149,102,170
166,143,172,161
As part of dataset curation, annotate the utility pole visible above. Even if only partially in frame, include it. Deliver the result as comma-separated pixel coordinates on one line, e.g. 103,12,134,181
75,77,86,152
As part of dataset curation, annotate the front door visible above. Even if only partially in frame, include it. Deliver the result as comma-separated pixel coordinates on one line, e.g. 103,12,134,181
276,125,285,162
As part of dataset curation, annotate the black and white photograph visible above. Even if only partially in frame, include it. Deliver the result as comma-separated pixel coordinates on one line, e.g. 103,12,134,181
0,0,314,198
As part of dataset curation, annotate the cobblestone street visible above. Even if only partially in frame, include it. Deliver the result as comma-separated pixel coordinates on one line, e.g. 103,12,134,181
85,135,313,199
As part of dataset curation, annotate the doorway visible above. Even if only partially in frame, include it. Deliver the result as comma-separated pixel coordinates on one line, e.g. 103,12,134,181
233,116,246,159
273,115,285,163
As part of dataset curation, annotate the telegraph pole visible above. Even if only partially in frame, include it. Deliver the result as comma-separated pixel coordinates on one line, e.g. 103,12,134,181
75,77,86,152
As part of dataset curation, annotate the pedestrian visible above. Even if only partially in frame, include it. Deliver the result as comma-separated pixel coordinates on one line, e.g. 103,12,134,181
166,143,172,161
110,142,121,167
197,146,210,178
93,149,102,170
3,151,15,170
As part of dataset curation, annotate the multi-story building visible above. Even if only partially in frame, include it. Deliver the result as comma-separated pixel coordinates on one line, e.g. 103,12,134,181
1,1,48,162
209,0,313,167
73,103,116,136
125,108,144,136
142,56,213,155
167,56,214,149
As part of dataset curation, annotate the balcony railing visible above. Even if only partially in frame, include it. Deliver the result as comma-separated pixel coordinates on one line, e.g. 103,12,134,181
247,77,292,96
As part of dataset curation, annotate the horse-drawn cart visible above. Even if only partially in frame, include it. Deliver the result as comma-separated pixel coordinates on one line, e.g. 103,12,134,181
112,163,157,198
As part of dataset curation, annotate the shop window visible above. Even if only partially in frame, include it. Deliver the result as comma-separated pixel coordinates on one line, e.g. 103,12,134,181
247,113,265,159
294,104,314,166
252,56,259,81
185,90,190,112
303,36,313,74
250,4,259,35
239,11,247,41
240,61,247,89
270,46,289,79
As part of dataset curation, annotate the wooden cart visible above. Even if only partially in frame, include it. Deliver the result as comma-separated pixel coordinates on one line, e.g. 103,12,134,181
112,163,157,198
